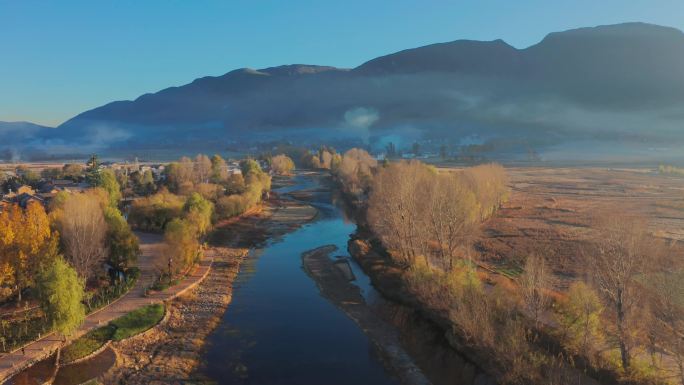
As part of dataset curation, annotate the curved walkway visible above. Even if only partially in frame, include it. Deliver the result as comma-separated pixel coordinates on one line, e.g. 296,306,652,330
0,233,213,384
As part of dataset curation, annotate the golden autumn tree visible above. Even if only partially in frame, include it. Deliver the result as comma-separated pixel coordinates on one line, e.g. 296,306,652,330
0,207,16,288
21,201,57,265
0,202,59,304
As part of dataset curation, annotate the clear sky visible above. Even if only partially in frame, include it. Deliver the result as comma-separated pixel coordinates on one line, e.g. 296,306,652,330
2,0,684,127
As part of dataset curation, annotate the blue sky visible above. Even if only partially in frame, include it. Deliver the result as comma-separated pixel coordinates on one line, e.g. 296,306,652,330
2,0,684,126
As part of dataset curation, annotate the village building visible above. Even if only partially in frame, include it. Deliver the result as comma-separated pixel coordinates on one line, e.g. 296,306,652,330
227,162,242,175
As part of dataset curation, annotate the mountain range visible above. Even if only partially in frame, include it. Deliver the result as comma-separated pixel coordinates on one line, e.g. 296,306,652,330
3,22,684,162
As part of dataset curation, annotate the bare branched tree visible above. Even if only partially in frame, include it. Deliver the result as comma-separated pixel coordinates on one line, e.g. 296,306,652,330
520,253,552,327
320,150,333,169
649,268,684,384
59,193,107,280
337,148,377,196
368,161,430,266
178,156,195,190
588,215,649,370
462,163,509,220
426,173,479,270
368,161,507,270
194,154,212,184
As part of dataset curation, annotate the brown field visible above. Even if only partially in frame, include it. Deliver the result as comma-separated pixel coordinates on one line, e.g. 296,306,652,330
470,167,684,288
0,162,65,172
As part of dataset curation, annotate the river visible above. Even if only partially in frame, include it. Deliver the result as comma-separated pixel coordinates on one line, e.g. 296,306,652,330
202,173,488,385
201,174,399,384
6,173,485,385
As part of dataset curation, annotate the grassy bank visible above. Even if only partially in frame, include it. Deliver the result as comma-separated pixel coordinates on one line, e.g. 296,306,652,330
60,326,115,364
111,303,165,341
61,303,165,364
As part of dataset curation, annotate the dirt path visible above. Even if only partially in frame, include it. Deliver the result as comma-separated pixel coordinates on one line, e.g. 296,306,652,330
0,233,210,384
302,245,432,385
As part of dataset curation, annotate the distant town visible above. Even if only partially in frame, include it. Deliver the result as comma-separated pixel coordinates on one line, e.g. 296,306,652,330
0,156,251,211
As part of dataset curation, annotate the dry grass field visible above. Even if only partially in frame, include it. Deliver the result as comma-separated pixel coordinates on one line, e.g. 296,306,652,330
472,167,684,288
0,162,64,172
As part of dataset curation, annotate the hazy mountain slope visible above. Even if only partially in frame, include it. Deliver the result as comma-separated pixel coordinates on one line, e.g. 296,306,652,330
6,22,684,161
522,23,684,107
0,121,55,160
0,121,52,134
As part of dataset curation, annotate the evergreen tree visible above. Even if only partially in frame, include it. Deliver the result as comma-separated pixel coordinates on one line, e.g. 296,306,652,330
86,154,101,185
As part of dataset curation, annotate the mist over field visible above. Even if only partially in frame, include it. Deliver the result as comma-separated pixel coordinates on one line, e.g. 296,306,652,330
3,22,684,162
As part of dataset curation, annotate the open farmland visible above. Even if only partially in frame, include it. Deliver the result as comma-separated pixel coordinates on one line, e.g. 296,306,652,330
473,167,684,287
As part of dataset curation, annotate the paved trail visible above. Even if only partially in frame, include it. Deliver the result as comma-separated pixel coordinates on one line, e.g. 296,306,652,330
0,232,213,384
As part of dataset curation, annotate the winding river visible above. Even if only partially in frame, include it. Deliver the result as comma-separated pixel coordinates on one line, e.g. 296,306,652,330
7,173,486,385
202,173,488,385
202,174,398,385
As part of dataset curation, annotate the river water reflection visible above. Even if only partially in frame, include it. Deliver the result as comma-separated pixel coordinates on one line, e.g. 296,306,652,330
202,174,399,385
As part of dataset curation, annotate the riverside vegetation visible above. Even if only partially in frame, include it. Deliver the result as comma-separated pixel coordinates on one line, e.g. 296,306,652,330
659,164,684,177
101,176,316,384
128,155,271,286
333,148,684,385
0,153,272,369
0,159,139,353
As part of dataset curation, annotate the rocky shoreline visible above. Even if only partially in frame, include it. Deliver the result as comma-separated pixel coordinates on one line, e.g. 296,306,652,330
301,245,432,385
101,247,247,385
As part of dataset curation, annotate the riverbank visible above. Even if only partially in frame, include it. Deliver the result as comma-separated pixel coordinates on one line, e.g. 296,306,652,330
347,236,514,384
0,230,212,384
347,234,616,385
101,247,247,384
302,245,431,385
3,244,212,385
100,195,318,384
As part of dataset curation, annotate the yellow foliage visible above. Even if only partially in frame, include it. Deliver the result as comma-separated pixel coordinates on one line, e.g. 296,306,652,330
555,281,604,357
20,201,53,255
0,262,14,287
0,208,15,247
0,202,59,298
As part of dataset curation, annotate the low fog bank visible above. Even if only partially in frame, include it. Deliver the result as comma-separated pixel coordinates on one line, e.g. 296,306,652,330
3,121,683,167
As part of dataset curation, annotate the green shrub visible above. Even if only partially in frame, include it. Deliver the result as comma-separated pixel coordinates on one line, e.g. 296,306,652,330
215,171,271,220
128,189,184,232
659,164,684,176
148,276,181,292
217,194,248,218
84,270,139,312
555,281,603,358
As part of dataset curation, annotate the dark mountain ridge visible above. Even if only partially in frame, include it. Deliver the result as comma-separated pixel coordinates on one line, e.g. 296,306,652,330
7,22,684,162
